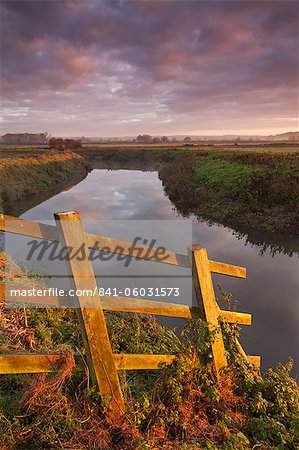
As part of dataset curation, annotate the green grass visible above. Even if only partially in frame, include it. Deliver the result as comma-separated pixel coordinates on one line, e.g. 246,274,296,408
159,151,299,234
79,142,299,154
0,151,91,213
194,158,263,198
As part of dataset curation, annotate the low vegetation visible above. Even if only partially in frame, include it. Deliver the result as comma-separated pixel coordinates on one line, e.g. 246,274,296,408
0,151,91,213
159,151,299,235
0,253,298,449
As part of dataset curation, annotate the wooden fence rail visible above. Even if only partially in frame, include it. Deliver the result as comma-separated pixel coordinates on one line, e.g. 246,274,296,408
0,211,260,420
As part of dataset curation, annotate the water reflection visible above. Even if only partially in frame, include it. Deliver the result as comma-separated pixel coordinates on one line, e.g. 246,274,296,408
20,169,299,375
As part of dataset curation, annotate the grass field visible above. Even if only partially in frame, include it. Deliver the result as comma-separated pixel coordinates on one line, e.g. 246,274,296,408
1,142,299,159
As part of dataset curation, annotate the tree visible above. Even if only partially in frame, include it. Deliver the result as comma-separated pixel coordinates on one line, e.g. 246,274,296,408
183,136,192,142
64,139,82,150
136,134,153,144
49,137,82,151
49,137,65,150
152,137,161,144
161,136,169,143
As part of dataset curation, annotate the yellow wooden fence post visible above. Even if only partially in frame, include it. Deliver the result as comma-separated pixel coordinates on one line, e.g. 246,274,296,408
189,244,227,375
54,211,125,420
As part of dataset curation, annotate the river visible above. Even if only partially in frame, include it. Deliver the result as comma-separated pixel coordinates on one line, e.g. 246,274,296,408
19,168,299,375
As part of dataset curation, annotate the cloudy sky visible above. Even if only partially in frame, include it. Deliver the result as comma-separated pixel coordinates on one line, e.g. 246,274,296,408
1,0,298,137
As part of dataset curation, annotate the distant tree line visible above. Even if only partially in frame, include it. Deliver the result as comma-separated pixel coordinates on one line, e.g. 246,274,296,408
49,138,82,151
49,135,194,148
136,135,192,144
136,134,169,144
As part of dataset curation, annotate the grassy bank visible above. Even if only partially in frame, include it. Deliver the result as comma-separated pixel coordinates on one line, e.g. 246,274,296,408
159,151,299,235
0,253,298,449
0,151,91,214
76,145,299,235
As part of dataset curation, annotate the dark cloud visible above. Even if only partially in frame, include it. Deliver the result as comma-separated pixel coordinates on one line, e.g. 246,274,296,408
1,0,298,135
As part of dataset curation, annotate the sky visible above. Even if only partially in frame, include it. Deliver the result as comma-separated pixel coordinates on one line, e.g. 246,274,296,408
1,0,298,137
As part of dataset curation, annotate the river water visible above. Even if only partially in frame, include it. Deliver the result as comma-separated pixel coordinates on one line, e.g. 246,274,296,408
20,168,299,375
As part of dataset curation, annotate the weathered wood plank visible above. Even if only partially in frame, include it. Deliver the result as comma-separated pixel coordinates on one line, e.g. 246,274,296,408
2,283,194,316
85,232,190,268
101,296,193,317
235,338,248,361
102,299,251,325
1,214,246,277
2,284,192,315
2,284,252,326
189,245,227,374
235,339,261,369
210,260,246,279
218,309,252,325
248,356,261,368
113,354,175,370
1,214,189,267
0,353,175,374
0,354,66,374
54,211,125,419
0,214,58,241
0,213,187,268
0,352,259,375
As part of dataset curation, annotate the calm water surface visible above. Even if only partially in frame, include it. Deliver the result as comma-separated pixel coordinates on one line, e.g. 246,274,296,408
21,169,299,375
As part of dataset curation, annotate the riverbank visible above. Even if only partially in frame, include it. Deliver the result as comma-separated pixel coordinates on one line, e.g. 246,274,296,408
77,145,299,235
0,151,91,214
159,151,299,235
1,144,298,234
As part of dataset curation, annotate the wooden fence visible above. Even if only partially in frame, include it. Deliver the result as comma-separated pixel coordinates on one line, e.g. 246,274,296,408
0,211,260,419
